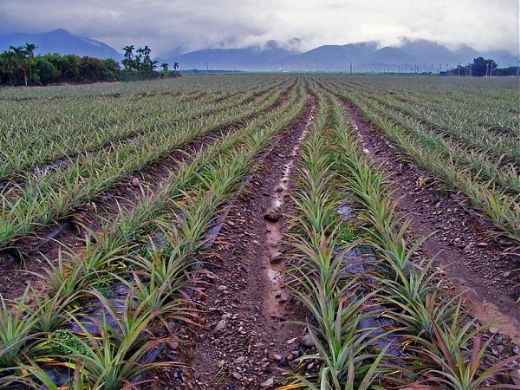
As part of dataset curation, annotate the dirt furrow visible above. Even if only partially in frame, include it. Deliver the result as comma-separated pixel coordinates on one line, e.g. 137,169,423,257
0,88,292,301
163,93,316,389
342,101,520,345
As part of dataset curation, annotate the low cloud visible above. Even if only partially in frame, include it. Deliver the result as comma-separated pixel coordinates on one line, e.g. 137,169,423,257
0,0,518,55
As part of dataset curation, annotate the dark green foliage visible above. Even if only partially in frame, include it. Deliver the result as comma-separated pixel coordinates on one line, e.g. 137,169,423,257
48,329,88,355
494,66,520,76
0,48,120,85
0,42,180,86
442,56,517,77
119,44,180,81
32,57,60,84
471,56,497,77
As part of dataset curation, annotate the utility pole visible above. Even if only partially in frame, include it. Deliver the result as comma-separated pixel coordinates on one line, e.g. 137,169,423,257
349,62,352,75
206,62,209,75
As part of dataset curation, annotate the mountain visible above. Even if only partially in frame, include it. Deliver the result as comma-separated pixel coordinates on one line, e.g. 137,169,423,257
163,41,296,71
283,39,518,72
165,39,518,72
391,39,517,68
281,42,377,71
367,46,415,65
1,29,517,71
0,29,121,59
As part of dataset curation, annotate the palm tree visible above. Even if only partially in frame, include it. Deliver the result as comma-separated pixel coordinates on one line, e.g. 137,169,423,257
24,43,36,57
9,46,28,86
173,62,179,70
161,62,169,71
142,45,151,57
122,45,135,59
137,46,152,70
24,43,37,84
122,45,135,70
136,47,148,69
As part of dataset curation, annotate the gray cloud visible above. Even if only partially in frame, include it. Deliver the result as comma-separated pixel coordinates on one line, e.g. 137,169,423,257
0,0,518,55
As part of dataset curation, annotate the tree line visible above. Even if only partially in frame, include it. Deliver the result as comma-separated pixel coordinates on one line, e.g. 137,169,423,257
0,43,180,86
442,57,519,77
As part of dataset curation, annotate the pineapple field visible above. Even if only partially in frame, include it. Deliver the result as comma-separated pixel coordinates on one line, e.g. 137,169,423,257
0,75,518,389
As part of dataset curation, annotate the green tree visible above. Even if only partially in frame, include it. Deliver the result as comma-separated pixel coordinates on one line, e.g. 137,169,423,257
8,45,29,85
135,46,154,71
0,51,18,84
24,43,37,83
33,57,60,84
79,56,108,80
24,43,36,56
0,42,169,86
122,45,135,70
102,58,121,79
471,57,497,76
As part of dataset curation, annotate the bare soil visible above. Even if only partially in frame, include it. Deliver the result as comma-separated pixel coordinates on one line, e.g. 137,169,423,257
148,93,317,389
342,101,520,345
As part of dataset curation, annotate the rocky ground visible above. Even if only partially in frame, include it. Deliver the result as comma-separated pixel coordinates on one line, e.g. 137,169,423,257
343,100,519,381
149,92,318,389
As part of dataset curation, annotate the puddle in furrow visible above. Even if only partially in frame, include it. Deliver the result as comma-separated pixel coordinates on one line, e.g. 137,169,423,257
336,200,401,357
264,115,314,323
461,284,520,344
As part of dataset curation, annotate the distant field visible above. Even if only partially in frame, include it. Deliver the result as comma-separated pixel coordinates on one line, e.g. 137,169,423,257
0,75,518,388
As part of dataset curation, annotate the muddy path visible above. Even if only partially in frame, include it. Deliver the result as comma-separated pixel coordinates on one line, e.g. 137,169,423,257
154,93,316,389
0,88,293,301
340,100,520,345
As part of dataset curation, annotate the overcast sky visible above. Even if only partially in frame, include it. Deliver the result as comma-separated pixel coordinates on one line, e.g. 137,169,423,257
0,0,518,55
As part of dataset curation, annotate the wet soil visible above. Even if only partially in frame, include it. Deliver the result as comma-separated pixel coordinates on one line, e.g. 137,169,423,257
342,101,520,345
152,94,316,389
0,88,292,301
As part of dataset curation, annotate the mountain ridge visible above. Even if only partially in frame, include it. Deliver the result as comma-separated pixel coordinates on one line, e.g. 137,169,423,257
167,39,518,71
0,29,121,59
0,29,517,71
